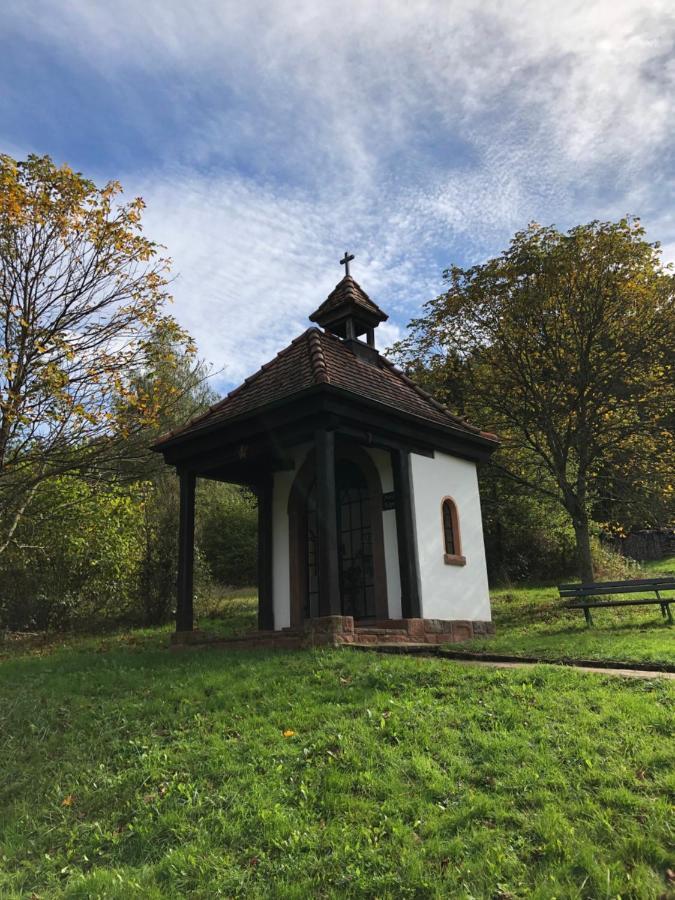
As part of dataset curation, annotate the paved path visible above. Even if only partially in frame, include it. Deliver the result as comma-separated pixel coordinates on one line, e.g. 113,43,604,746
454,658,675,680
356,644,675,679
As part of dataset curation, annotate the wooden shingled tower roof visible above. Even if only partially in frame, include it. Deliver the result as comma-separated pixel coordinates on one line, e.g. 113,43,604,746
309,275,388,328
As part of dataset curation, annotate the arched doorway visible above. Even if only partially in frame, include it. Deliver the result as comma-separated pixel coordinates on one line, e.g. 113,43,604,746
288,444,388,626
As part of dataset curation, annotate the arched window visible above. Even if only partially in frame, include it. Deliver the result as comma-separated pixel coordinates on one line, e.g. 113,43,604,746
441,497,465,566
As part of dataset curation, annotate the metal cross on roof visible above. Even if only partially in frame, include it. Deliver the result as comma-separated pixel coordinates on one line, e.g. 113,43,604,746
340,251,355,277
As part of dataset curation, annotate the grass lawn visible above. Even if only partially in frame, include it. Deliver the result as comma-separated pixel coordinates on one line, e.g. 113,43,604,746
643,557,675,577
1,626,674,898
454,558,675,668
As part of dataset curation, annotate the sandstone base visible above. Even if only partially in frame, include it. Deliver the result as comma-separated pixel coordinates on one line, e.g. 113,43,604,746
170,617,495,650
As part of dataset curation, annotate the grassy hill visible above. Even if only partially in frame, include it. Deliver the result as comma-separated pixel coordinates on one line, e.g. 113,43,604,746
1,628,673,898
452,557,675,667
456,583,674,667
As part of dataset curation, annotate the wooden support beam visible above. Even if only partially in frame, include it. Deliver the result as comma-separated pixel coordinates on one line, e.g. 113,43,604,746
198,458,294,485
334,425,435,458
315,427,341,616
256,475,275,631
176,470,196,632
391,449,421,618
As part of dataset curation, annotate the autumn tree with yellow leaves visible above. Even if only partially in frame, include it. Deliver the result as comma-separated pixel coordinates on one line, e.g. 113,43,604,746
0,154,193,555
394,219,675,582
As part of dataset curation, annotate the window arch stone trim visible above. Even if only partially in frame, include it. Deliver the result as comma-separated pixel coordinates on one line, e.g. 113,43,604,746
441,496,466,566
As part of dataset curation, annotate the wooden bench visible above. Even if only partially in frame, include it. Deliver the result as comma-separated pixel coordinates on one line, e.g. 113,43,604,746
558,577,674,626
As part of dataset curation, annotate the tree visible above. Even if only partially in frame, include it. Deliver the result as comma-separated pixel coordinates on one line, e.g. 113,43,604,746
113,318,215,481
197,481,258,587
0,154,191,554
393,219,675,581
130,331,220,625
0,475,145,631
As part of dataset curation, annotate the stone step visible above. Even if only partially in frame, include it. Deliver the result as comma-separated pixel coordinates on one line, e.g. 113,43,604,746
354,627,408,636
353,632,414,644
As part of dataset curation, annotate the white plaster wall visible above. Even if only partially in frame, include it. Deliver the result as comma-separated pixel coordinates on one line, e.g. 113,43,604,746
365,448,402,618
271,443,311,630
410,452,491,621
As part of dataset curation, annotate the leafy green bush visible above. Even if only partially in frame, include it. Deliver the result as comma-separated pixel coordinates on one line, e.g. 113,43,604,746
0,477,145,631
196,481,257,587
480,468,577,583
137,475,216,627
136,476,180,627
0,471,258,633
590,538,642,581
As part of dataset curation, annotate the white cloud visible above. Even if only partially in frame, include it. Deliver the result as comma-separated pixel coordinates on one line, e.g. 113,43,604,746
133,167,443,386
5,0,675,388
8,0,675,181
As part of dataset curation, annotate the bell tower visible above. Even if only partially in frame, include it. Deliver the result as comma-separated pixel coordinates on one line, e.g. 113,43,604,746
309,252,388,348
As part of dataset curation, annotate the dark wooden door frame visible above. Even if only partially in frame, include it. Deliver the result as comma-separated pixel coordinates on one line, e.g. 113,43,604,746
315,428,341,617
391,448,421,618
288,441,389,627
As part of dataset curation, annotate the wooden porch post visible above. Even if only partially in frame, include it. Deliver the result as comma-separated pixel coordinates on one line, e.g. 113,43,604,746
391,449,421,618
315,428,341,616
256,474,275,631
176,470,196,632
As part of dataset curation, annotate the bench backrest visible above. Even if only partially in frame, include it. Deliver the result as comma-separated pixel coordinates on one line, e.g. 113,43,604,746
559,577,675,598
559,576,674,590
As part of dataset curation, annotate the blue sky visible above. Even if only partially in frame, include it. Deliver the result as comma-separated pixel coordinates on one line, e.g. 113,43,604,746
3,0,675,389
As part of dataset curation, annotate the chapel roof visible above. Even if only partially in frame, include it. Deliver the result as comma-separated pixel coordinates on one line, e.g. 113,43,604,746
153,326,497,447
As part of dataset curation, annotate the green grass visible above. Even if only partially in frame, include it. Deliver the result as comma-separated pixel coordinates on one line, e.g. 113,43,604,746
643,556,675,577
1,620,674,898
455,558,675,668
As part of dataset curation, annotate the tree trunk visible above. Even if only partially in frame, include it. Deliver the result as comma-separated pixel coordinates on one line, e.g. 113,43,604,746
572,514,595,584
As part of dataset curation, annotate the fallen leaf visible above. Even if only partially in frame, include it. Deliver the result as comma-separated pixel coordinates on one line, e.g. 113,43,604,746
61,794,75,808
282,729,296,738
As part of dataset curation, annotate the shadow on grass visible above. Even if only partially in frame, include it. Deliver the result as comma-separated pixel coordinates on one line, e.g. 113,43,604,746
491,598,559,628
497,615,672,639
0,589,260,663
